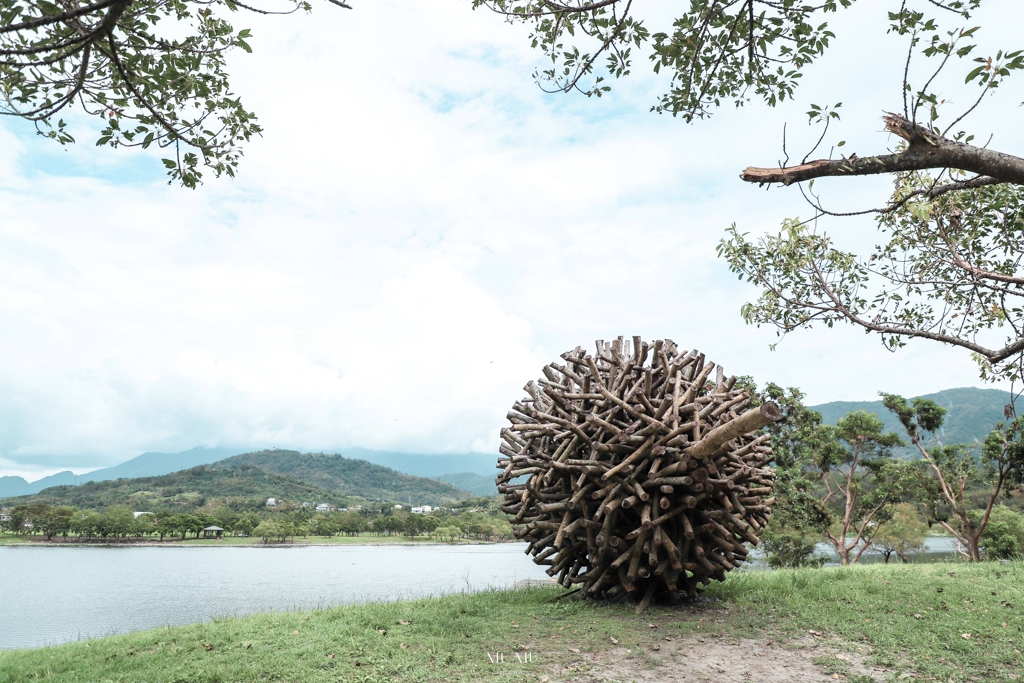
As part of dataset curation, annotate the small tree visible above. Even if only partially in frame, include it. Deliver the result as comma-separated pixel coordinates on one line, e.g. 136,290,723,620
883,393,1024,560
153,514,175,542
816,411,908,565
872,503,928,564
735,381,835,567
309,514,337,537
402,514,423,538
337,512,367,536
212,506,238,533
760,468,832,568
37,505,75,541
10,503,49,535
252,521,280,544
980,506,1024,559
71,509,101,541
234,513,260,537
102,506,136,542
419,516,439,536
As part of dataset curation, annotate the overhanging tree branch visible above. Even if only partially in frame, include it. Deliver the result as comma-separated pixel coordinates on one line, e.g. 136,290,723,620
740,114,1024,187
1,0,347,186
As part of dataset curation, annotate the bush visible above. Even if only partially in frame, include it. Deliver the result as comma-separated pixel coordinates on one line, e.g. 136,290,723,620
981,506,1024,560
761,527,827,568
759,468,831,568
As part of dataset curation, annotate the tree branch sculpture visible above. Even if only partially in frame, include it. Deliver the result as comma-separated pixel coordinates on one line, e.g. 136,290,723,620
499,336,781,611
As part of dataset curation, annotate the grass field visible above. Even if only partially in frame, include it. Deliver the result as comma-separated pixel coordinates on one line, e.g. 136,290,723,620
1,562,1021,682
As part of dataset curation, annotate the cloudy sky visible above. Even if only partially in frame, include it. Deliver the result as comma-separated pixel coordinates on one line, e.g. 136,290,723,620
2,0,1021,480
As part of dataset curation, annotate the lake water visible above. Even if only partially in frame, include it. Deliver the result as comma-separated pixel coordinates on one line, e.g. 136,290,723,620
742,536,963,568
0,544,550,650
817,536,963,565
1,537,966,650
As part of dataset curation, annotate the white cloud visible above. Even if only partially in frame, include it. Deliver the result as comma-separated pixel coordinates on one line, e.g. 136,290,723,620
1,0,1021,479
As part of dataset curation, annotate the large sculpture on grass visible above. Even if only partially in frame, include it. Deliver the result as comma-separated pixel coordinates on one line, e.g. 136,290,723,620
497,337,781,612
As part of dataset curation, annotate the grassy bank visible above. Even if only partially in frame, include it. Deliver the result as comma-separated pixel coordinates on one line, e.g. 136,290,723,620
2,562,1021,682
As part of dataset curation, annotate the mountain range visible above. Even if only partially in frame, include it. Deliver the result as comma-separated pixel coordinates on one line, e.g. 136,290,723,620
0,447,497,499
2,451,475,510
10,465,340,512
212,450,472,504
3,386,1011,502
809,386,1009,449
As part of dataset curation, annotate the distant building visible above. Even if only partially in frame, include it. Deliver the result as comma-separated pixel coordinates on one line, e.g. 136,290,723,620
133,511,153,519
410,506,433,514
0,513,11,523
202,526,224,539
301,502,312,509
265,498,277,507
394,504,403,510
315,503,335,513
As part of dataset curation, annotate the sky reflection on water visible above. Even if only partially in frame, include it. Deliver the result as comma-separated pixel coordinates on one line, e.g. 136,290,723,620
0,543,549,650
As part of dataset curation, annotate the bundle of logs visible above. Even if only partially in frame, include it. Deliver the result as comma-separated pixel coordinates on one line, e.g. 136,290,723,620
497,337,782,613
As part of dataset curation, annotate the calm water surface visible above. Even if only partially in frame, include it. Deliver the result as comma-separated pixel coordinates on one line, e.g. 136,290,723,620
0,544,549,650
743,536,963,568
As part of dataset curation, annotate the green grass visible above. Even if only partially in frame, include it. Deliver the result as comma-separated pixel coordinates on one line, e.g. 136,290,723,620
708,562,1024,681
2,562,1022,682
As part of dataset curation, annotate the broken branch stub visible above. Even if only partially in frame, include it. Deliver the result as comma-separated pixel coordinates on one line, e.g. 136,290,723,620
497,337,781,612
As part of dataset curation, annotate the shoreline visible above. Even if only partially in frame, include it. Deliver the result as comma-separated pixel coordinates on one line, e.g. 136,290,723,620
1,562,1019,682
0,537,510,548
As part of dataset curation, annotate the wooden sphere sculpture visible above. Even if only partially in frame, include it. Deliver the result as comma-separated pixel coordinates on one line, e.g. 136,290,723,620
497,337,781,612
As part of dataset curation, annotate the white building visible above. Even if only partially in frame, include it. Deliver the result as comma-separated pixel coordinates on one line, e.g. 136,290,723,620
410,506,433,514
393,504,403,510
315,503,335,513
133,511,153,519
265,498,277,507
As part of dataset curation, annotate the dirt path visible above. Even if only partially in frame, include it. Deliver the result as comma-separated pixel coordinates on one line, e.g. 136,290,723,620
550,634,885,683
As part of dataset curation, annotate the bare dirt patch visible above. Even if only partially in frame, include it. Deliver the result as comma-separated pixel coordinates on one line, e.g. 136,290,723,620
550,634,886,683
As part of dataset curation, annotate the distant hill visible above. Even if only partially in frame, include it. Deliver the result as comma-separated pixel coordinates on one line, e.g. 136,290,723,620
79,447,251,484
0,471,76,499
433,472,497,497
810,386,1010,450
1,465,340,511
0,447,250,499
0,447,498,500
335,448,496,477
212,450,473,505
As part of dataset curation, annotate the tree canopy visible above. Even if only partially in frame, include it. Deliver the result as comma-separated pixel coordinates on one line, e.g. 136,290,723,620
7,1,1024,385
0,0,349,187
478,0,1024,385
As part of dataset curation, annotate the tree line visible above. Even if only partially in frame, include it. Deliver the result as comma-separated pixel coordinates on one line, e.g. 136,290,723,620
753,381,1024,567
0,499,515,544
6,386,1021,561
